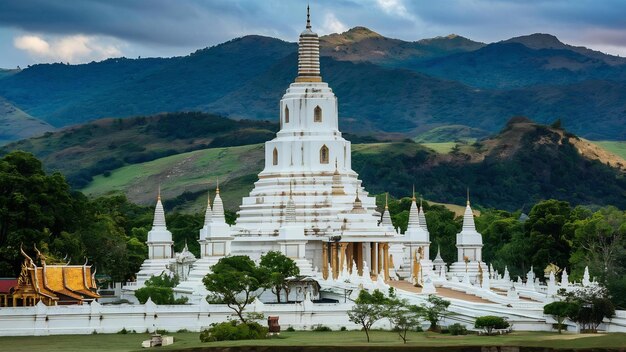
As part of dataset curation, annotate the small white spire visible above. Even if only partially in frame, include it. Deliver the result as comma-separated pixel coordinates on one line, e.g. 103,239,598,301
381,192,393,227
212,179,226,224
152,186,167,229
203,188,213,226
462,196,476,231
408,187,420,229
418,197,428,230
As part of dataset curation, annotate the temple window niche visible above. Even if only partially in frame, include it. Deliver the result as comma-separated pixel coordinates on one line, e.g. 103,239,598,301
314,106,322,122
284,106,289,123
320,145,329,164
273,148,278,165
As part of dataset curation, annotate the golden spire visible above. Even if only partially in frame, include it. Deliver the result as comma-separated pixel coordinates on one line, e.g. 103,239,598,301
385,192,389,209
216,177,220,195
157,184,161,201
466,187,470,206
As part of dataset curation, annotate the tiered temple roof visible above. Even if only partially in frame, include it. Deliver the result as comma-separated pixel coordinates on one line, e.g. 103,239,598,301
8,247,99,306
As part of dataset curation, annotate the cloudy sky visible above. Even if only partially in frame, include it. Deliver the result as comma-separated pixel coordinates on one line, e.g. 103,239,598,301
1,0,625,68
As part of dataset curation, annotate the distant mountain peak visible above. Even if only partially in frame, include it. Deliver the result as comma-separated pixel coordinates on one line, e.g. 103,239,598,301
322,26,384,44
505,33,565,50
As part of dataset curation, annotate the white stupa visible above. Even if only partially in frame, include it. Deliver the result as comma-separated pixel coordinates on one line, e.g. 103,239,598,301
449,191,487,283
132,188,174,286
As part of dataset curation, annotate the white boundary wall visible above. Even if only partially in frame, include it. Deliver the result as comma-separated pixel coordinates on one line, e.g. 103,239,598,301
0,299,360,336
1,290,624,336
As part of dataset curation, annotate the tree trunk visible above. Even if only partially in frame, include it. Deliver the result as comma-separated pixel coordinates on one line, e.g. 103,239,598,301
364,327,370,342
275,286,281,303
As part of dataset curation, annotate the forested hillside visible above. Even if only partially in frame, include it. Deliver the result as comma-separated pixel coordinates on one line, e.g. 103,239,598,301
5,113,624,212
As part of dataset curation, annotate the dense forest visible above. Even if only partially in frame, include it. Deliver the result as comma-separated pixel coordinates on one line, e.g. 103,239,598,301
1,151,624,307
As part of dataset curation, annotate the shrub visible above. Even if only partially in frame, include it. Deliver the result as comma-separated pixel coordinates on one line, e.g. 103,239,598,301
312,325,332,332
117,328,128,334
199,321,268,342
448,323,468,336
286,326,295,332
544,301,578,333
340,326,347,331
474,316,510,335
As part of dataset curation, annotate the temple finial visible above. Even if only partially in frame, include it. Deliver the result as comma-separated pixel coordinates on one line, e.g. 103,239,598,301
420,196,423,208
385,192,389,209
306,3,311,29
412,185,416,201
216,177,220,194
289,180,293,199
466,187,470,206
355,187,360,202
157,184,161,201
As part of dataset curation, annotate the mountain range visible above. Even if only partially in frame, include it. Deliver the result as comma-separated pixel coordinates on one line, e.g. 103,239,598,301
1,28,625,143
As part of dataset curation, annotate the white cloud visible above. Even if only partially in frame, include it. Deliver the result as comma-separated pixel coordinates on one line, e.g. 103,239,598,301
320,13,348,34
375,0,414,20
13,34,122,63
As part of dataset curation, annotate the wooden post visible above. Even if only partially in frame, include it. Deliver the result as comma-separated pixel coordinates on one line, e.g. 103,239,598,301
322,242,328,280
383,243,390,281
371,243,378,277
339,243,348,274
356,243,363,275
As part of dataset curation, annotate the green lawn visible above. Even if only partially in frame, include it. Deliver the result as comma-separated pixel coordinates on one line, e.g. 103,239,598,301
594,141,626,161
0,331,624,352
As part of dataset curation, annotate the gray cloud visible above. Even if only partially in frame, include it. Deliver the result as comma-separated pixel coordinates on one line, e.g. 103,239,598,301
1,0,626,66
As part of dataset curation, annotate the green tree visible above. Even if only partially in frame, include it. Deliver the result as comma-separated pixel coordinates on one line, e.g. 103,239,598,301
385,297,425,343
347,289,389,342
474,316,510,335
569,207,626,280
422,294,451,331
0,151,84,276
525,200,572,276
134,273,188,305
565,287,615,332
259,251,300,303
543,301,578,333
203,256,269,323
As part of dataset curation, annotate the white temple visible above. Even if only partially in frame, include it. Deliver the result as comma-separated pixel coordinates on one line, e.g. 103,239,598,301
123,6,487,299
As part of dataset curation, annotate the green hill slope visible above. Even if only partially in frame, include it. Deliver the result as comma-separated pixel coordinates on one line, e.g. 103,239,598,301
0,97,53,145
63,117,626,212
1,112,277,188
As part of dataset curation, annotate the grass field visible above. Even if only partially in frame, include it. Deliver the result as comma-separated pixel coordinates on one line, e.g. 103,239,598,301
421,142,458,154
0,331,624,352
594,141,626,161
81,144,265,212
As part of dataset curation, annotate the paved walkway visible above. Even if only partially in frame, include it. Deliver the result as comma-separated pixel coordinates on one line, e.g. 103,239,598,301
387,280,495,304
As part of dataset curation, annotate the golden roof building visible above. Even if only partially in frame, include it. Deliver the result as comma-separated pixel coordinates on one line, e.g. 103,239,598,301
7,246,99,307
